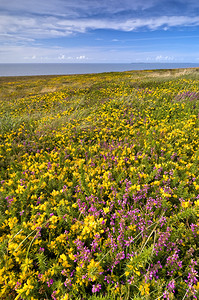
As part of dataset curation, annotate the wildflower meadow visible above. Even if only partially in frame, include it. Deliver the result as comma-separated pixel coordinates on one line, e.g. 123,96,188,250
0,68,199,299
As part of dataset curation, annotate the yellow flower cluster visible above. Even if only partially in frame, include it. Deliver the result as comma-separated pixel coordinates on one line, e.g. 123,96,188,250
1,68,199,299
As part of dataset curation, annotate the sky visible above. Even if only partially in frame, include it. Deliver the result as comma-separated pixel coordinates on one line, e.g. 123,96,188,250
0,0,199,63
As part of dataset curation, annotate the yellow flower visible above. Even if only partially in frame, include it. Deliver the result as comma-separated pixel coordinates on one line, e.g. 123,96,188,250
125,271,130,276
103,207,109,214
61,294,69,300
7,217,18,230
50,215,58,224
59,254,71,268
182,201,189,208
69,253,75,261
128,224,136,231
139,282,150,296
17,278,34,296
87,259,103,281
194,281,199,290
51,190,60,197
16,185,25,194
195,199,199,207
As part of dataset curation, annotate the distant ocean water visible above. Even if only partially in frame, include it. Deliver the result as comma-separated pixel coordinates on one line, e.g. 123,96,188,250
0,63,199,77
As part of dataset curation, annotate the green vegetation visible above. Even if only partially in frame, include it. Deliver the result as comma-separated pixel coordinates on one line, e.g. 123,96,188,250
0,68,199,299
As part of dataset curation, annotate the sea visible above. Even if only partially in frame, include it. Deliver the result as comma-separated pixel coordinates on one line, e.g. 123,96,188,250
0,63,199,77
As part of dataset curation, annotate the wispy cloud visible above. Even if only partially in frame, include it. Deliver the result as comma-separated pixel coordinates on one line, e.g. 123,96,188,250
155,55,175,61
1,0,199,63
1,14,199,42
1,42,194,63
2,0,199,18
1,0,199,42
0,44,95,63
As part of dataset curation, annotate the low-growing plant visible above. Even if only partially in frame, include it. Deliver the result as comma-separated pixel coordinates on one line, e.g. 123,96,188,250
0,68,199,299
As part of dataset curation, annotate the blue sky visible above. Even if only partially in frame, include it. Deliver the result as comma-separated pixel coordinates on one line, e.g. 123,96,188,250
0,0,199,63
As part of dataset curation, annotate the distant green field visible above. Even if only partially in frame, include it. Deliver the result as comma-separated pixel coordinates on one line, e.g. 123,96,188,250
0,68,199,299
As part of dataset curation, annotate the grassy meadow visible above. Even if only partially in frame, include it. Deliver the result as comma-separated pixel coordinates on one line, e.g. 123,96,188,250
0,68,199,299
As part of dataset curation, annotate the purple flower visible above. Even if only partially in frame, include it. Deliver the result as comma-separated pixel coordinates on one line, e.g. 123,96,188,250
127,276,134,284
51,291,57,300
38,274,43,281
14,282,21,290
167,279,175,293
62,185,67,192
190,223,198,237
64,278,72,288
5,195,14,207
92,284,102,293
47,279,53,287
163,290,170,300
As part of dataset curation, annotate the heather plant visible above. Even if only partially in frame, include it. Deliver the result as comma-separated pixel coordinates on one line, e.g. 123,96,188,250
0,68,199,299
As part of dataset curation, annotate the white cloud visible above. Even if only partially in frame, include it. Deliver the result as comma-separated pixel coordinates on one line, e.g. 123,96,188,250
56,16,199,33
1,1,199,64
1,13,199,44
76,55,86,60
2,42,193,63
58,54,88,60
155,55,174,61
2,1,199,20
0,1,161,18
1,0,199,46
121,16,199,31
58,54,65,60
0,44,92,63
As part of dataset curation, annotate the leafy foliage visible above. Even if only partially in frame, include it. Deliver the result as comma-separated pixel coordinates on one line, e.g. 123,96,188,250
0,68,199,299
